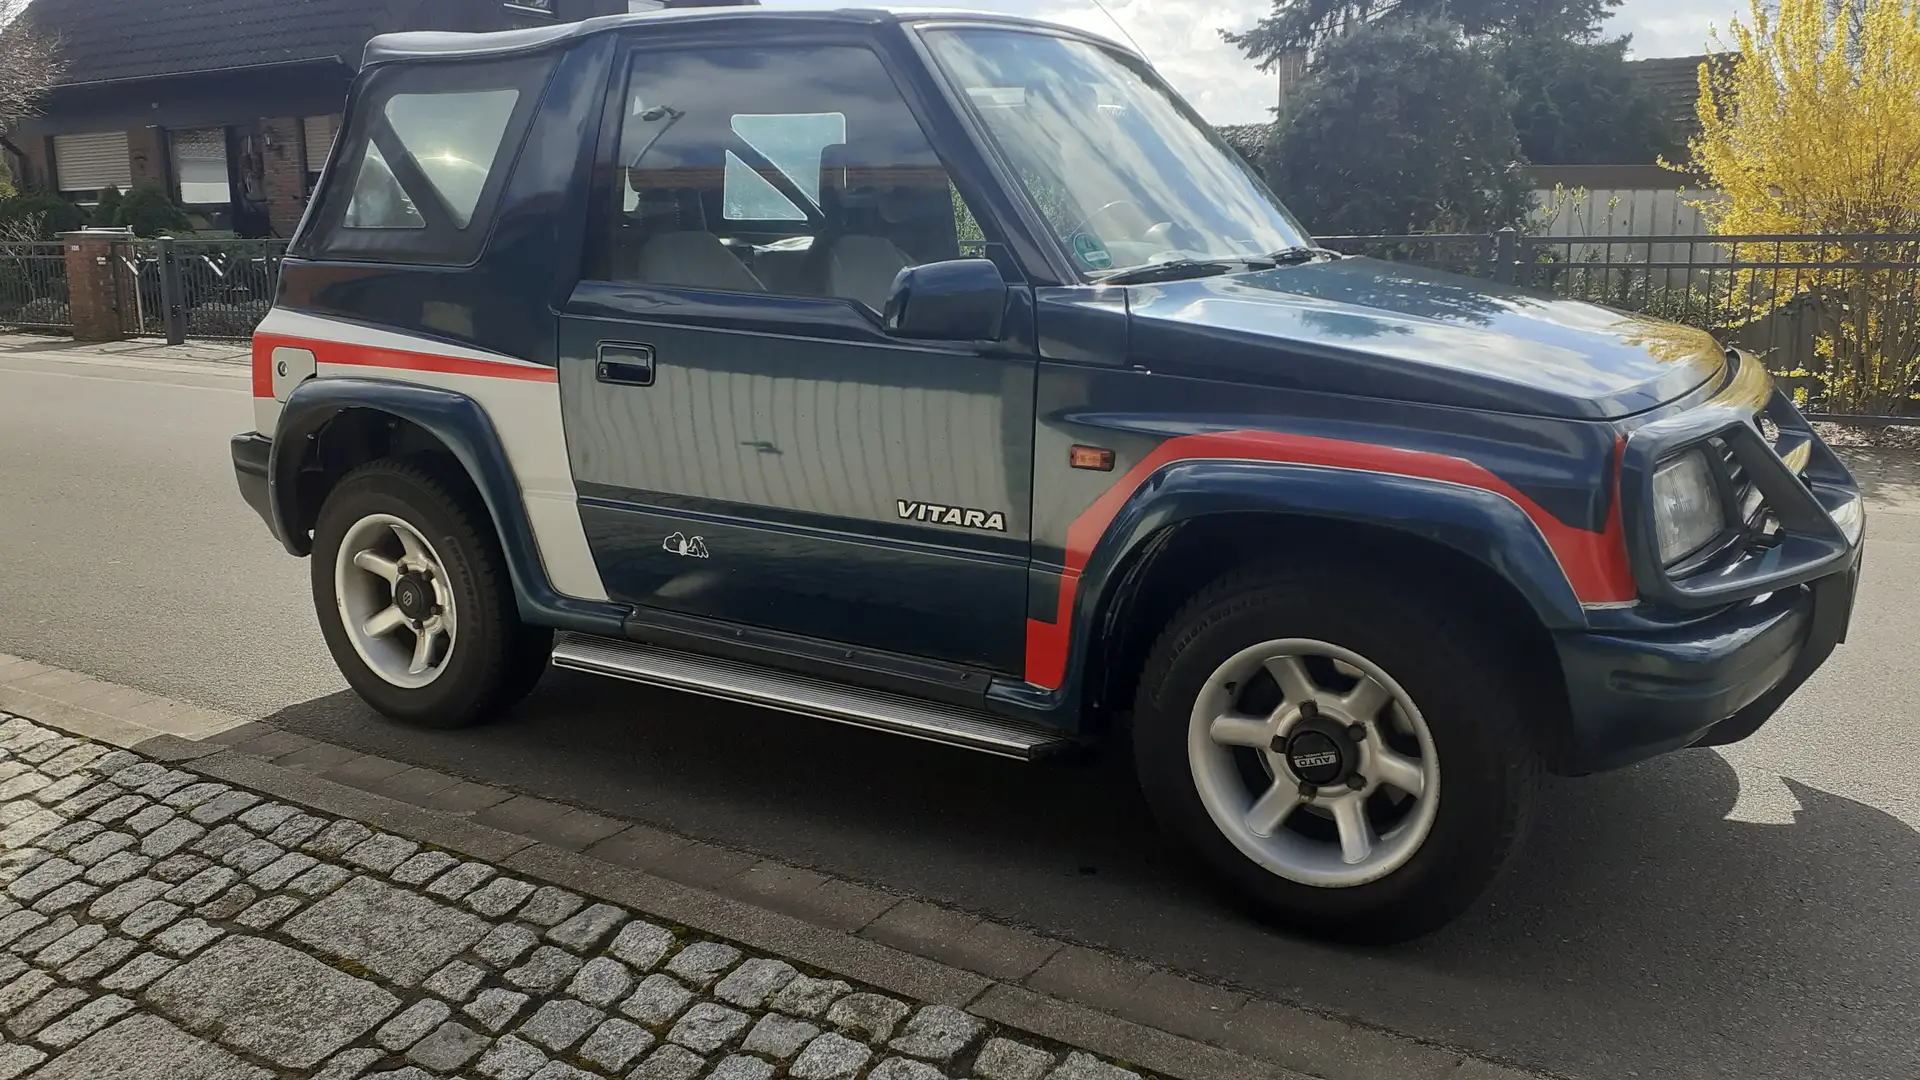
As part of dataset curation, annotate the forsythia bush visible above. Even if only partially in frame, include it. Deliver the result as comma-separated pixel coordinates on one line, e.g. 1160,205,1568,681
1683,0,1920,413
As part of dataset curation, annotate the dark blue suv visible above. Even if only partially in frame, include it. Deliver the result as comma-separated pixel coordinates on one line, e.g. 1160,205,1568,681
231,4,1864,940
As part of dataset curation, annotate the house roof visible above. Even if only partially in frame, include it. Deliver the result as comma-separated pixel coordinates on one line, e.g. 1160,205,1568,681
27,0,400,87
1625,53,1733,131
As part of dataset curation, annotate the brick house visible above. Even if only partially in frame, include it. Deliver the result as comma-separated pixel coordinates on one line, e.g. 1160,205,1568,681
6,0,711,237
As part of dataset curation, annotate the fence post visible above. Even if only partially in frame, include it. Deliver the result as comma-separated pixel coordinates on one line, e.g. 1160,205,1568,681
1493,227,1517,285
157,236,186,345
58,228,128,343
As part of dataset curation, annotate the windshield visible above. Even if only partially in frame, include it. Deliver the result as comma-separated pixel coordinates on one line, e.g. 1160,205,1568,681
923,28,1311,278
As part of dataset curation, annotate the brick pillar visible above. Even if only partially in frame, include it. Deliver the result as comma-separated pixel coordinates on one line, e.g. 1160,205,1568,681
127,127,166,191
261,117,308,238
61,229,128,342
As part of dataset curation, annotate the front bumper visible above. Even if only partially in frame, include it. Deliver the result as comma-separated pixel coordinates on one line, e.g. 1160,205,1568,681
232,432,274,535
1555,540,1859,773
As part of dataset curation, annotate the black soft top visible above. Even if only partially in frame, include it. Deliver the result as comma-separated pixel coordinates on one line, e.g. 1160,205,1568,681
362,6,1114,67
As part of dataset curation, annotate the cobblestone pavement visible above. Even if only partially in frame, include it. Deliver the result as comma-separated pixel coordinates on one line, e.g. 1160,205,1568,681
0,714,1153,1080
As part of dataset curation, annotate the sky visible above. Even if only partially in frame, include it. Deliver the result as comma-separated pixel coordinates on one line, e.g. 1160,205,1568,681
909,0,1746,125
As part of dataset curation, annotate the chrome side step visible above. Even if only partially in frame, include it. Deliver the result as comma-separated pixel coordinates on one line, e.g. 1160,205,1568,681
550,633,1074,761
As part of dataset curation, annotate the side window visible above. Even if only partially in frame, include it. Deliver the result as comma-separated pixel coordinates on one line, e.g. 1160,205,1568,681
600,44,989,313
301,56,552,264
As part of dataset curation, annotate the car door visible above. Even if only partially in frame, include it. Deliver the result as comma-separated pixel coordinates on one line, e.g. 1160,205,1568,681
555,33,1037,675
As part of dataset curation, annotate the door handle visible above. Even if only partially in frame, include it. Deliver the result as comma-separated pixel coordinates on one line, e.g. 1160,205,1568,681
595,342,655,387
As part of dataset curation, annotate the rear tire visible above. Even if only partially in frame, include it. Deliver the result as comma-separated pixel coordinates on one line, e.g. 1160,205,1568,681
312,459,548,729
1133,559,1537,942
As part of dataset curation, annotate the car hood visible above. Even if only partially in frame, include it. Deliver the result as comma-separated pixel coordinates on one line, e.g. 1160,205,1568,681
1125,257,1726,420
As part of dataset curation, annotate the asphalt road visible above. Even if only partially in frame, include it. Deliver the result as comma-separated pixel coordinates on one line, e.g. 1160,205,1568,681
3,344,1917,1080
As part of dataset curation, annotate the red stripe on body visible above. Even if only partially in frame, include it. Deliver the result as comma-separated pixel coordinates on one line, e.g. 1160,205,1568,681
1023,429,1634,690
251,332,558,397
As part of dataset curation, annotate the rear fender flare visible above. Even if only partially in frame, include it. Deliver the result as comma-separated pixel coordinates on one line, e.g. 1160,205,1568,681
269,377,625,635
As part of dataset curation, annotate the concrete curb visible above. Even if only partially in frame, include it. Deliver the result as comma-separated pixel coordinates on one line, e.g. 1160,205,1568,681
0,652,1556,1080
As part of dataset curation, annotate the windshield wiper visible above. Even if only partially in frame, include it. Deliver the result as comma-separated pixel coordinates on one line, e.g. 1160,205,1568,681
1096,259,1237,285
1252,246,1340,267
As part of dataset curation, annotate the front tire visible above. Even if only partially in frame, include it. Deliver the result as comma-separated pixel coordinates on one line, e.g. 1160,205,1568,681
312,460,548,729
1133,560,1537,942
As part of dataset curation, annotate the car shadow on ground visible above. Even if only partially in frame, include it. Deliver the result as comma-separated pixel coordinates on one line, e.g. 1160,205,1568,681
261,673,1919,1080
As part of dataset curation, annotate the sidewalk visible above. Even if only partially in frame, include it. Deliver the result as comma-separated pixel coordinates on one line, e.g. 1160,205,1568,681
0,331,250,367
0,665,1554,1079
0,709,1151,1080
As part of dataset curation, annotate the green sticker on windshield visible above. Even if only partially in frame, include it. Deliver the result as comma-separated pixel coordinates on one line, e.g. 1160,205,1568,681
1071,232,1112,270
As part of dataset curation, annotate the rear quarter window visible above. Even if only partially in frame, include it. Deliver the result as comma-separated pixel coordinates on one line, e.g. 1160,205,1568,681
298,54,555,265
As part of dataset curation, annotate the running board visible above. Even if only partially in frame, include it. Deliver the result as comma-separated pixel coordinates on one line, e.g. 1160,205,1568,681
550,633,1074,761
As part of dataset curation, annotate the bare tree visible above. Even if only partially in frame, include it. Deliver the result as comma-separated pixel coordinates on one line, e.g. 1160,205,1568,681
0,0,59,133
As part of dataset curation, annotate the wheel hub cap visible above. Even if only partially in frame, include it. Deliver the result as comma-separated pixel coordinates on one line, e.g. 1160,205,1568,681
393,572,434,622
1282,720,1352,788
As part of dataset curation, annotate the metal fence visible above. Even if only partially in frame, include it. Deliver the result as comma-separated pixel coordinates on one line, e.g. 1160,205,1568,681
0,242,71,331
113,238,288,341
1318,230,1920,415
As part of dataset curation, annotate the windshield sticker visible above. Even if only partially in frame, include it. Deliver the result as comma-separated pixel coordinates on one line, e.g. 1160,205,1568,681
1072,232,1113,270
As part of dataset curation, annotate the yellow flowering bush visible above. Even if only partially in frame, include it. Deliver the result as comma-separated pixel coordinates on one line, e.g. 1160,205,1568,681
1679,0,1920,413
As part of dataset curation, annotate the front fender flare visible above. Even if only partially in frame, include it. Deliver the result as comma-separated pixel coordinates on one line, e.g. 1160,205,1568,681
269,377,625,635
1014,459,1592,714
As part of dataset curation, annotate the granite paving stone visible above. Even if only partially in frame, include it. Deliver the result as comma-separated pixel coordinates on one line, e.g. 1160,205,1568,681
314,1047,385,1080
715,957,797,1008
518,997,603,1052
11,912,76,954
187,790,260,824
461,874,532,915
94,796,152,827
474,1033,548,1080
423,957,486,1001
633,1044,707,1080
196,884,257,921
465,987,532,1032
409,1019,490,1070
56,933,137,981
888,1004,986,1062
32,880,100,914
283,875,489,986
233,894,303,930
139,819,206,858
391,849,457,886
711,1054,778,1080
97,951,177,991
33,993,134,1049
475,921,540,968
566,955,633,1006
973,1038,1056,1080
236,802,300,833
7,985,86,1036
266,813,328,848
379,998,453,1050
620,972,695,1026
145,934,402,1068
247,851,317,890
869,1056,946,1080
665,940,741,987
828,992,912,1042
743,1012,821,1060
667,1001,751,1054
150,854,209,883
790,1032,874,1080
578,1016,655,1071
151,916,223,956
32,921,105,966
35,1013,273,1080
68,832,135,869
344,833,419,873
608,919,675,970
505,945,583,993
515,885,584,927
287,862,352,897
82,850,151,886
771,975,852,1019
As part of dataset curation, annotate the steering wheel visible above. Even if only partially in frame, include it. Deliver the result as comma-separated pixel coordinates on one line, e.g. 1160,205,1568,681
1061,199,1148,245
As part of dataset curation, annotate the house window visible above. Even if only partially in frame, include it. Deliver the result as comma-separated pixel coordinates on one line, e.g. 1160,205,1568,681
52,132,133,202
302,115,339,195
171,128,232,205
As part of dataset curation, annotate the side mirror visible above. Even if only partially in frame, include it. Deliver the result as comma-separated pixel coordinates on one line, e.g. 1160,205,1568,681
883,258,1007,341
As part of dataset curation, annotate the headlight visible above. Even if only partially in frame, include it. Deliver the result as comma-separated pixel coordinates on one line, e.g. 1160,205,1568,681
1651,449,1727,565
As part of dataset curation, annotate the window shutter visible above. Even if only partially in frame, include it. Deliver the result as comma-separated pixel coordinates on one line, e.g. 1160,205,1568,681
302,115,339,170
52,132,133,193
